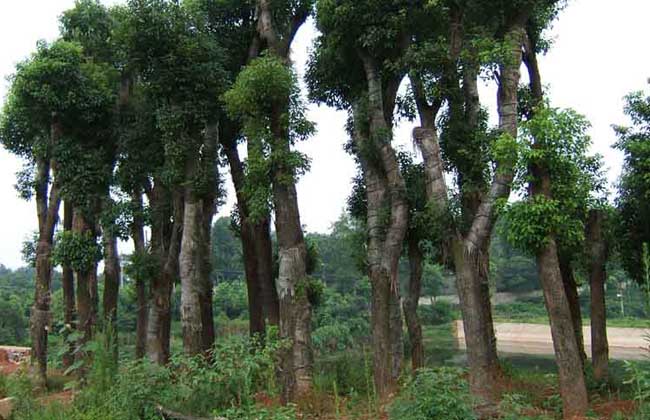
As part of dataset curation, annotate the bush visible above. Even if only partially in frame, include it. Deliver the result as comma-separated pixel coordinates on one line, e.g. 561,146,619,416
388,368,475,420
418,301,457,325
213,280,249,319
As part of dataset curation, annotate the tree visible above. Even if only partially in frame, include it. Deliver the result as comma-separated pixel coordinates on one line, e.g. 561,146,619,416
308,0,417,396
614,86,650,285
1,39,115,387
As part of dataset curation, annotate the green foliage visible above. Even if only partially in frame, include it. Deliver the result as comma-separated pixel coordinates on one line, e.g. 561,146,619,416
213,280,249,319
388,367,476,420
614,85,650,284
418,301,457,326
501,106,603,255
223,55,314,221
52,230,103,273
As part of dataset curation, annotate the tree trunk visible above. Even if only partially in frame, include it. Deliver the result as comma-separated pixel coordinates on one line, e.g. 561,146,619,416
73,208,98,364
560,257,586,364
587,209,609,382
200,198,215,353
524,28,589,417
102,222,120,327
131,191,148,359
147,185,182,364
404,238,424,371
272,132,313,402
179,160,207,356
389,287,403,381
222,138,278,335
102,218,120,361
62,200,75,369
537,238,589,417
452,240,500,398
30,118,62,389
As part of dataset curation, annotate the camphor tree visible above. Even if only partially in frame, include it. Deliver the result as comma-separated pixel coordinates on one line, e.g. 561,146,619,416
501,104,603,415
308,0,417,396
0,39,116,387
400,0,558,402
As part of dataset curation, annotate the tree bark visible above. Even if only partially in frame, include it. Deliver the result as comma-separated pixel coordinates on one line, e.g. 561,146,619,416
222,137,278,336
73,208,98,364
559,257,586,364
30,121,62,387
102,219,120,361
131,191,148,359
586,209,609,382
537,238,589,417
62,200,75,369
102,219,120,326
147,185,183,364
404,238,424,371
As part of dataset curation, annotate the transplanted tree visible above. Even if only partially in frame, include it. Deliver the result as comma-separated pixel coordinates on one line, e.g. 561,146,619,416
308,0,418,396
0,39,116,387
501,105,601,416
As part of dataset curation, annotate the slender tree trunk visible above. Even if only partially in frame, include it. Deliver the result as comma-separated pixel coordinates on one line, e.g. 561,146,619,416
222,138,278,335
62,200,75,369
587,209,609,381
404,238,424,371
560,257,586,364
30,117,62,388
389,287,403,381
256,218,279,325
524,29,589,417
102,221,120,361
131,191,148,359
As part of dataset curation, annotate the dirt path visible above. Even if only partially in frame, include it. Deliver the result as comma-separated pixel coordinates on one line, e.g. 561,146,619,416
454,321,650,360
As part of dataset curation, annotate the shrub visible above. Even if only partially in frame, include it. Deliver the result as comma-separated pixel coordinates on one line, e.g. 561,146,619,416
388,368,475,420
418,301,457,325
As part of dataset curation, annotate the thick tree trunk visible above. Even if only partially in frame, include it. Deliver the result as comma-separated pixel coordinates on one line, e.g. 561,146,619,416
272,147,313,402
200,198,215,352
240,220,265,336
586,209,609,382
560,257,586,364
131,191,148,359
180,179,207,356
147,185,182,364
452,240,500,398
62,200,75,369
537,238,589,417
404,239,424,371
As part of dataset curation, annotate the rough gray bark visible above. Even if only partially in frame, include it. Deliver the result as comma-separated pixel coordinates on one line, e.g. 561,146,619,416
586,209,609,382
404,238,424,371
30,117,62,388
255,0,313,401
61,200,75,369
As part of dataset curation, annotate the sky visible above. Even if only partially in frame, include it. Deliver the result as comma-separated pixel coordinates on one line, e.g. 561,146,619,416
0,0,649,269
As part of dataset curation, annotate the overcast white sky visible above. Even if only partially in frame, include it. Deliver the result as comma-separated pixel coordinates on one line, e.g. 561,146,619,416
1,0,648,268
